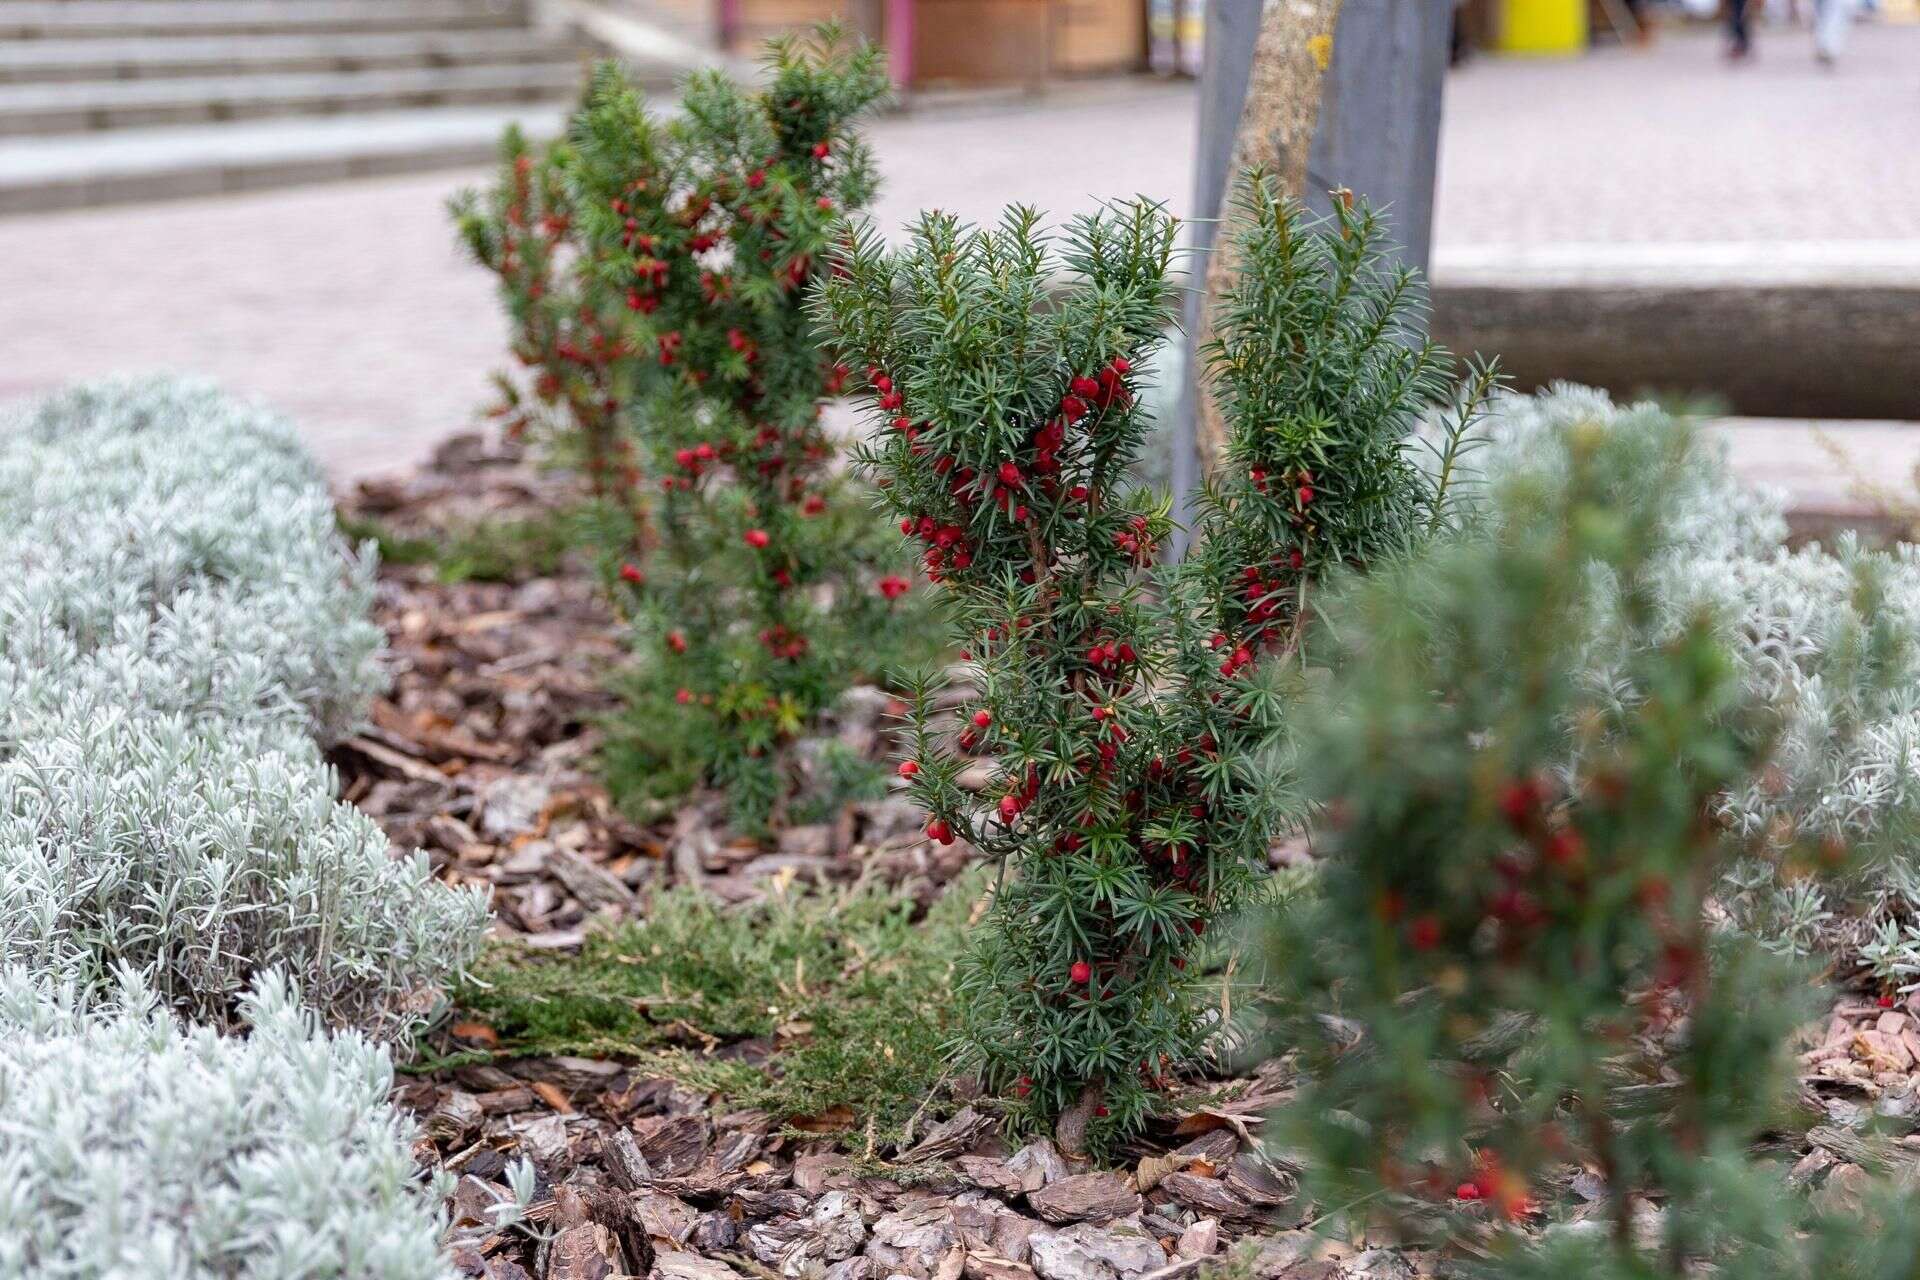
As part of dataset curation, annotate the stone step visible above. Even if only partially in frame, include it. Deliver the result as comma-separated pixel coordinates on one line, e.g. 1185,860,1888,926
0,61,584,136
0,0,529,39
0,104,568,214
0,30,584,85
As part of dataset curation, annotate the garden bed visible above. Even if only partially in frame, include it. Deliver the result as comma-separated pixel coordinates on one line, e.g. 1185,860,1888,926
332,431,1327,1280
333,429,1920,1280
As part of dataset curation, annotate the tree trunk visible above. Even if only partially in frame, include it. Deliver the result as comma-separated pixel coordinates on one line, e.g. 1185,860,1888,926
1175,0,1451,495
1191,0,1345,474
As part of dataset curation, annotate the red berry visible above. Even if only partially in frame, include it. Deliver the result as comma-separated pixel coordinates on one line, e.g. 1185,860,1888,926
1069,961,1092,985
1013,1076,1032,1098
998,461,1023,487
1069,484,1090,502
1408,915,1443,951
927,818,954,845
817,197,834,212
811,141,830,159
747,169,766,189
1109,356,1131,375
972,710,992,730
898,760,920,778
1060,394,1088,422
1071,375,1100,399
619,562,645,584
1455,1182,1483,1202
1543,827,1586,867
675,687,692,704
999,795,1021,823
1498,778,1540,827
744,528,771,549
666,630,688,654
1880,993,1897,1009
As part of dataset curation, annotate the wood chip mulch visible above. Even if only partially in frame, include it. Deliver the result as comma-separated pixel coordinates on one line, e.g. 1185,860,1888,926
332,432,1920,1280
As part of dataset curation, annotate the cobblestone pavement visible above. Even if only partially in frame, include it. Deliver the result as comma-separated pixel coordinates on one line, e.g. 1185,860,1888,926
0,22,1913,483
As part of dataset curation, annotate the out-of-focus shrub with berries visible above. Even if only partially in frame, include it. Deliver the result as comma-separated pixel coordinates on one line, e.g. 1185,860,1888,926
815,185,1481,1151
1265,413,1867,1276
456,30,937,831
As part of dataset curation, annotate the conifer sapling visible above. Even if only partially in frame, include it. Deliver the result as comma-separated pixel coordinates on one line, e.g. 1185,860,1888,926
818,183,1477,1149
459,30,934,830
1269,415,1847,1276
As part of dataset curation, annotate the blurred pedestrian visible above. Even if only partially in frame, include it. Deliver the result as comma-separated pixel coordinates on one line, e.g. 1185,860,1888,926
1728,0,1753,57
1814,0,1857,63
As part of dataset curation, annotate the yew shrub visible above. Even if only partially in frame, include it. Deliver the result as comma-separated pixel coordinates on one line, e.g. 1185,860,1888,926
456,31,933,829
818,181,1482,1147
1268,411,1903,1277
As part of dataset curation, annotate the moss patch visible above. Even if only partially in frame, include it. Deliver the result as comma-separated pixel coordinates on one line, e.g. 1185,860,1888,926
448,872,987,1143
338,508,583,585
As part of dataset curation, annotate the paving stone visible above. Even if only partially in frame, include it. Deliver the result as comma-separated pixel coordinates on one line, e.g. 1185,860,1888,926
2,31,1915,494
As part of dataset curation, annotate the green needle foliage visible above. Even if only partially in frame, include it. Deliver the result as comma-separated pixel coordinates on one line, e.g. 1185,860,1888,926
815,180,1482,1152
455,30,936,831
1266,411,1894,1277
453,876,979,1145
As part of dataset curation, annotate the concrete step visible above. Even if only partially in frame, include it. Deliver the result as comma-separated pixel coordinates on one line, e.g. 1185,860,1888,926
1707,417,1920,543
0,0,529,39
1431,241,1920,422
0,105,568,214
0,62,585,136
0,30,584,85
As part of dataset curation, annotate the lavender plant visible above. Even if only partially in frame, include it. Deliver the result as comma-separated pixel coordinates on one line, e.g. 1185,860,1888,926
1469,389,1920,987
0,378,489,1038
0,968,452,1280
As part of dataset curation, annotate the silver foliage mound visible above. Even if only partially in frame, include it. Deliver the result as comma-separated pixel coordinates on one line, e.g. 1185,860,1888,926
1474,386,1920,978
0,377,489,1037
0,967,453,1280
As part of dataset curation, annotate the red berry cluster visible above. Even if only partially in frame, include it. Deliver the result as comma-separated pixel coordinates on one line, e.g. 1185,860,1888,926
757,624,809,660
877,355,1141,585
1446,1151,1535,1222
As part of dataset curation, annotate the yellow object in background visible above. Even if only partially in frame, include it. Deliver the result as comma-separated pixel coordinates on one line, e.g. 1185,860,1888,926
1497,0,1588,54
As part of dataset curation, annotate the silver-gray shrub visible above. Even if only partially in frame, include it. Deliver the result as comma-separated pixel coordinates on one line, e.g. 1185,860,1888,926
0,377,489,1037
0,966,453,1280
1469,386,1920,977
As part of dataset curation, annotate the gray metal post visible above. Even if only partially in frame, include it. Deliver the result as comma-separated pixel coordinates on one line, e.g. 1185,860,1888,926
1303,0,1451,274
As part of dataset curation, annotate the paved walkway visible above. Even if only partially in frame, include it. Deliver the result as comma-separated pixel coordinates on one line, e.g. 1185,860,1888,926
0,22,1914,488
